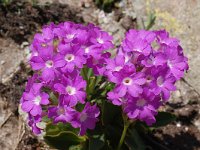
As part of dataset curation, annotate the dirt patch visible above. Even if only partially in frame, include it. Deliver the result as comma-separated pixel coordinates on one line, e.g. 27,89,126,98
152,102,200,150
0,0,83,44
0,63,32,114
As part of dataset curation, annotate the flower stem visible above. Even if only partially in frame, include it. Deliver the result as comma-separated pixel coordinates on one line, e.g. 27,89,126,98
117,114,131,150
82,67,88,82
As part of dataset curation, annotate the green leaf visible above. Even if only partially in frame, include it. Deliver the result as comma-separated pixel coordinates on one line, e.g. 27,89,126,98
42,116,51,123
45,122,79,136
145,13,156,30
49,92,58,105
88,76,96,94
44,131,86,150
44,123,86,149
125,128,147,150
101,100,122,125
151,112,176,128
89,134,105,150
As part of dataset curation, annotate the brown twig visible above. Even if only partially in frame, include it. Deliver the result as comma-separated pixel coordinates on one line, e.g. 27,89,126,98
181,78,200,98
0,112,12,128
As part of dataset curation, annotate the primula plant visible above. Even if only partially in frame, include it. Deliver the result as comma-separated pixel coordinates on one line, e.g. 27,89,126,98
20,21,188,150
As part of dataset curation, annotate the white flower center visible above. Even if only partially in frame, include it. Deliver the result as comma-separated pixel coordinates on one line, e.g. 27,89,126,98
114,66,122,71
45,60,53,68
167,60,173,68
136,99,146,107
135,49,142,52
33,96,41,105
65,54,75,62
122,77,132,86
85,47,90,53
66,86,76,95
32,51,38,57
66,34,75,39
80,113,88,122
146,75,153,83
119,97,126,102
97,38,104,44
157,76,164,87
125,55,130,63
41,43,47,47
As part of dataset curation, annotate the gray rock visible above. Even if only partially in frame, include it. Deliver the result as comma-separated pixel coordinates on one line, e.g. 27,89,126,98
0,38,25,84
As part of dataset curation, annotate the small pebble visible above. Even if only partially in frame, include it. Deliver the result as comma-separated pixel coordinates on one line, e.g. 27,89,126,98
20,41,29,49
0,60,5,65
176,122,181,127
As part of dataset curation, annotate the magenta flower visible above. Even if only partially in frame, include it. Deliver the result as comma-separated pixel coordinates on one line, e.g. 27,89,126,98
155,30,180,48
70,103,100,136
24,74,39,92
124,89,160,125
30,25,55,58
150,70,176,100
48,103,76,124
90,29,114,50
122,30,155,56
57,44,86,72
164,47,188,79
30,51,64,82
111,65,146,97
87,52,111,76
28,114,42,134
54,74,86,106
126,30,156,43
141,52,166,68
54,22,88,44
105,55,126,83
21,83,49,116
107,89,129,106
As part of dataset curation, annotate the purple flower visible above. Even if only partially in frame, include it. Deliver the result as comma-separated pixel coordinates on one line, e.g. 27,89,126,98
155,30,179,47
124,89,160,125
141,52,166,68
48,103,76,124
150,70,176,100
21,83,49,116
107,89,129,106
28,114,43,135
54,22,88,44
30,26,55,57
57,44,86,72
54,74,86,106
105,55,126,83
87,52,111,76
70,103,100,136
25,74,39,92
122,30,155,56
111,65,146,97
164,47,188,79
30,51,64,82
90,29,114,50
126,30,156,43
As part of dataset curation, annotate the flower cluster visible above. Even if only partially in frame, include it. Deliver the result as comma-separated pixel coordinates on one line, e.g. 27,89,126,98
107,30,188,125
20,21,188,136
21,22,113,135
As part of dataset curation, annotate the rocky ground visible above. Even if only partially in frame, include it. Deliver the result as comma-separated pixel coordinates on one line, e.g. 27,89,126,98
0,0,200,149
